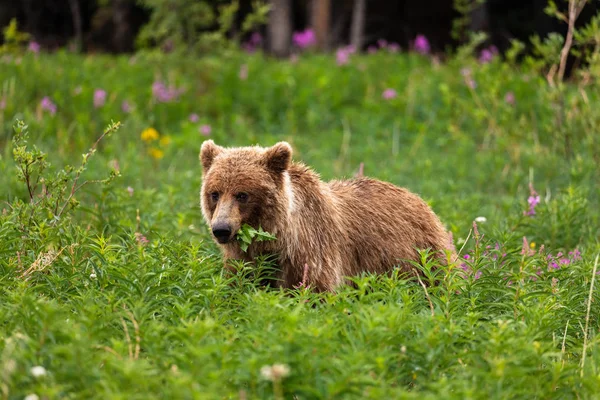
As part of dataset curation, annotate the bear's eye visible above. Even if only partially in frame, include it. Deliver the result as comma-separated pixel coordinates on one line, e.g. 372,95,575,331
210,192,219,202
235,192,249,203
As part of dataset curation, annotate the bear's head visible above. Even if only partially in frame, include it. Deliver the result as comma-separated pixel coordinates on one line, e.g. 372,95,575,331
199,140,292,246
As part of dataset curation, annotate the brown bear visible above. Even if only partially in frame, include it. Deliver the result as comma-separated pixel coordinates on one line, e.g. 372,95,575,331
200,140,455,291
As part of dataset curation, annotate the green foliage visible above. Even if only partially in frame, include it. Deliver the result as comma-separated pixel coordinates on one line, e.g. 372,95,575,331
237,223,276,252
136,0,269,55
0,18,30,55
1,29,600,398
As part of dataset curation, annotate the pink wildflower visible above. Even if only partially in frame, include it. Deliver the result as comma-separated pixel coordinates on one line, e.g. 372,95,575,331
382,88,397,100
525,183,540,216
336,45,355,66
504,91,516,105
189,113,199,123
135,232,149,246
28,41,40,53
413,34,430,55
292,29,316,49
0,97,6,110
479,45,499,64
121,100,132,113
200,124,211,136
93,89,107,108
40,96,57,115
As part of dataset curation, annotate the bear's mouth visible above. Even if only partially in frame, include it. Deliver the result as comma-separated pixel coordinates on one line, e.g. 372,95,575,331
215,236,231,244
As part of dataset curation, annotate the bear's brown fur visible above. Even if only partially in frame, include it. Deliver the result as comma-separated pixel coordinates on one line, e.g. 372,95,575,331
200,140,455,291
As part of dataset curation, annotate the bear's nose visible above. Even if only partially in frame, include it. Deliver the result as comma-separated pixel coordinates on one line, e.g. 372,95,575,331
212,223,232,244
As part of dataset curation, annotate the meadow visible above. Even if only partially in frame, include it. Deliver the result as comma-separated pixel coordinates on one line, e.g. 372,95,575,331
0,44,599,399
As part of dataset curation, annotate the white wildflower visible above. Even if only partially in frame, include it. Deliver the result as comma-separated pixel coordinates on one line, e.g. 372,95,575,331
24,394,39,400
30,366,46,377
260,363,290,381
89,273,97,279
474,216,487,223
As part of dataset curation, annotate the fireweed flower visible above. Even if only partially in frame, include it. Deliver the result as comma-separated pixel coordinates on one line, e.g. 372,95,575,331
243,32,263,53
93,89,107,108
40,96,57,115
200,124,212,136
152,81,183,103
525,183,540,216
189,113,199,123
413,34,430,55
479,45,499,64
141,127,160,142
377,39,388,49
121,100,132,113
382,88,397,100
292,29,316,49
135,232,149,245
336,45,355,66
504,91,516,105
28,41,40,53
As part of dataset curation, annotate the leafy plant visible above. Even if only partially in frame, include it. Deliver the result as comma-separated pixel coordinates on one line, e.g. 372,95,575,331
236,223,276,252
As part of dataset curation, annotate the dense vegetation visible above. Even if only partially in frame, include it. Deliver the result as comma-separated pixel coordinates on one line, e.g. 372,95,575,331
1,44,599,399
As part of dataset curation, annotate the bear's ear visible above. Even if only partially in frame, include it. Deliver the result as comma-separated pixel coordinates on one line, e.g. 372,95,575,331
200,140,223,172
264,142,292,173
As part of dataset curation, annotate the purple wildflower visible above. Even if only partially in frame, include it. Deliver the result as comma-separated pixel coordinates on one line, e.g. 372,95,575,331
135,232,149,246
292,29,316,49
40,96,57,115
336,45,355,66
464,254,470,260
243,32,263,53
474,270,482,280
93,89,107,108
505,91,516,105
189,113,200,123
479,45,499,64
525,183,541,216
377,39,388,49
121,100,132,113
28,41,40,54
382,88,397,100
152,81,183,103
569,249,582,261
200,124,211,136
367,45,378,54
413,34,430,55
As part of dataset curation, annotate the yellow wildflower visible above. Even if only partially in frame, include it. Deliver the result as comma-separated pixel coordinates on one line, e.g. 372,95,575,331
159,135,172,147
530,242,536,249
141,127,159,142
148,148,164,159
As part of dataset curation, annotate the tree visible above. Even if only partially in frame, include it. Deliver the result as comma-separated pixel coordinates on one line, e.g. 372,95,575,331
268,0,292,57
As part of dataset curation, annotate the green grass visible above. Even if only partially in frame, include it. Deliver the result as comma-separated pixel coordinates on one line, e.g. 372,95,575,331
1,49,599,399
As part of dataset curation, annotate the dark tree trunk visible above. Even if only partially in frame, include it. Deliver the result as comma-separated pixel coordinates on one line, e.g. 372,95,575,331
112,0,131,53
350,0,366,50
311,0,331,50
68,0,83,51
268,0,292,57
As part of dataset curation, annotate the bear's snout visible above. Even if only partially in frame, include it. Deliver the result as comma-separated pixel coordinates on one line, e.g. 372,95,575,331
212,222,233,244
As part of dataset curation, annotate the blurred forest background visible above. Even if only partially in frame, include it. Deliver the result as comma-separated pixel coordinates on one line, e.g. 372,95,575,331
1,0,598,58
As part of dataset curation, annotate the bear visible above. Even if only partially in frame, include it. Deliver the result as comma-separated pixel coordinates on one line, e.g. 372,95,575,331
200,140,455,292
